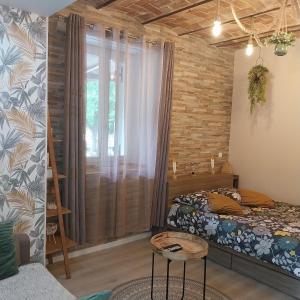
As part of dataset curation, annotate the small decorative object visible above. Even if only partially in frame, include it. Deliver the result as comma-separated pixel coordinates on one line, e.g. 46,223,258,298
47,201,57,210
248,64,269,113
172,160,177,177
210,156,215,175
46,223,58,244
268,31,296,56
221,162,233,174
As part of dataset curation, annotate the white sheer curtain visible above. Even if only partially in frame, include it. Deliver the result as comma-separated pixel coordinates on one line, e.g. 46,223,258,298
85,26,163,243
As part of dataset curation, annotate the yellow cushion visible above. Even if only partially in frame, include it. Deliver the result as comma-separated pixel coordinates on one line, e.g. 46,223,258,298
207,192,244,216
238,189,275,208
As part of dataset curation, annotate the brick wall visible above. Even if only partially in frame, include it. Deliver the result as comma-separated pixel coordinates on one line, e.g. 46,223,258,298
48,19,65,173
170,35,234,175
48,1,234,177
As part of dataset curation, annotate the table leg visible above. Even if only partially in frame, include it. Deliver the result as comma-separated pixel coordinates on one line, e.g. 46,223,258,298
181,261,186,300
151,252,154,300
203,256,207,300
166,259,171,300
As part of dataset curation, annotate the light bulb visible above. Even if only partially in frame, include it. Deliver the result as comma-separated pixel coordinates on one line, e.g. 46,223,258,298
245,37,254,56
246,43,254,56
212,18,222,37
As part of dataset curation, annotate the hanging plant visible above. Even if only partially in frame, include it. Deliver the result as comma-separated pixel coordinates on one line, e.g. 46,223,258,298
268,32,296,56
248,65,269,113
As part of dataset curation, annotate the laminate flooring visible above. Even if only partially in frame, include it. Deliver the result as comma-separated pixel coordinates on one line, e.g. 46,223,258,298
48,238,295,300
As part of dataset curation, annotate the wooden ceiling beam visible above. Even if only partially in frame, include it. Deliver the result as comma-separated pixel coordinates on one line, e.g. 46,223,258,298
142,0,214,25
179,4,292,36
96,0,118,10
210,24,300,47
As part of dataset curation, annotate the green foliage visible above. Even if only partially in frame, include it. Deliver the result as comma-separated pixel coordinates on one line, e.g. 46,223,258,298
268,31,296,47
86,80,99,130
248,65,269,113
86,80,116,135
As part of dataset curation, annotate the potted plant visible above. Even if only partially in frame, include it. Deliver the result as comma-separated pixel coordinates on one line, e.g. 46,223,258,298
268,31,296,56
248,64,269,113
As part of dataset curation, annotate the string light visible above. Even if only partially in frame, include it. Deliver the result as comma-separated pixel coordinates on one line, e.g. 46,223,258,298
212,0,222,37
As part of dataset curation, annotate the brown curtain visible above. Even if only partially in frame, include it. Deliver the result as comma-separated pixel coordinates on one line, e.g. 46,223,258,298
64,14,86,244
151,42,175,228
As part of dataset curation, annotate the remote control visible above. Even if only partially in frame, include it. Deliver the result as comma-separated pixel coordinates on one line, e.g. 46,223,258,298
162,243,183,252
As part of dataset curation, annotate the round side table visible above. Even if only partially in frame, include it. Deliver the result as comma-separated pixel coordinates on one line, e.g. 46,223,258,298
150,231,208,300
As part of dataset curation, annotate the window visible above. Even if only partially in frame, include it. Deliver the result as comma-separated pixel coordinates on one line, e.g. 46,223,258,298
85,33,124,158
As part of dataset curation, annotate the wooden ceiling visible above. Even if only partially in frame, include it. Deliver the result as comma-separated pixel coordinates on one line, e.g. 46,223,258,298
85,0,300,47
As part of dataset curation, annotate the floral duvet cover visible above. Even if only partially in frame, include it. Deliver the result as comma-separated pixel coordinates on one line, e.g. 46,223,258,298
167,201,300,278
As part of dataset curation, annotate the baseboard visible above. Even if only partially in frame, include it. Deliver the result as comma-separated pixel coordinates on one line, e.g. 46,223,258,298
49,232,151,264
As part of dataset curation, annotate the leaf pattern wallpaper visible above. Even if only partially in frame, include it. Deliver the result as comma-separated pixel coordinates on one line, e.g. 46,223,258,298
0,5,47,263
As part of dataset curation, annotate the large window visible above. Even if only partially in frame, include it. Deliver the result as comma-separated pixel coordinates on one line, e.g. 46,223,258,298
85,34,124,158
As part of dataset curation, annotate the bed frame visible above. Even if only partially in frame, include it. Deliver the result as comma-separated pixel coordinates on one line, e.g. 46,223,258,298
167,173,300,299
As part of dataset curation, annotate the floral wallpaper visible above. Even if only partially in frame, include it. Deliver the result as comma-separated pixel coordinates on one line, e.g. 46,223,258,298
0,5,47,263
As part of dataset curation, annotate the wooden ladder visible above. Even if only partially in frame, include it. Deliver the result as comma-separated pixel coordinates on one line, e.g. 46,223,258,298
46,113,76,279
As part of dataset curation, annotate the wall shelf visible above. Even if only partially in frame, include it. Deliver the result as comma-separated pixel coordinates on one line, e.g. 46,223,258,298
47,207,71,218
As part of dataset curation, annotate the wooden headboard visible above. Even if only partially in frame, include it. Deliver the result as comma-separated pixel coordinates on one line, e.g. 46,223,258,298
167,173,234,207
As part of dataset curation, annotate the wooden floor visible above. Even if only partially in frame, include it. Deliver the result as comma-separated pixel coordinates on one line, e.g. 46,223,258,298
48,238,295,300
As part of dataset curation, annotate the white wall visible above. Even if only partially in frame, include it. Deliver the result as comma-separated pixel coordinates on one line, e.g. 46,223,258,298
229,39,300,204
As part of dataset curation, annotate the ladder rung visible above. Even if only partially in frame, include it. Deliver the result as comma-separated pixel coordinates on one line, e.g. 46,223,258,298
46,235,77,255
47,207,72,218
47,174,66,180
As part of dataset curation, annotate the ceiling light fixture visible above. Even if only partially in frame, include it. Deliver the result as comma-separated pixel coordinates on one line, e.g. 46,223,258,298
212,0,222,37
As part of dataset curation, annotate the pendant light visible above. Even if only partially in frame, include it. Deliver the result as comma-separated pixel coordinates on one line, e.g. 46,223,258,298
212,0,222,37
246,35,254,56
245,18,254,56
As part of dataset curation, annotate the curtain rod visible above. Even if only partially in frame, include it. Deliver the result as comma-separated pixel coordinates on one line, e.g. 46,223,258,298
53,15,165,45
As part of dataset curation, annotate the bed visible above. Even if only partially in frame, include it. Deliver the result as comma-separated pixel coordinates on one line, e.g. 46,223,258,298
166,174,300,299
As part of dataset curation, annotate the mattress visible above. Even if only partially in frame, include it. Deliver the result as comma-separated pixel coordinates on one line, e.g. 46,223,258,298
167,201,300,278
0,263,76,300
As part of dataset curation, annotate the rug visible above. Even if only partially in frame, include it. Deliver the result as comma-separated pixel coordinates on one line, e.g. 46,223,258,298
110,276,231,300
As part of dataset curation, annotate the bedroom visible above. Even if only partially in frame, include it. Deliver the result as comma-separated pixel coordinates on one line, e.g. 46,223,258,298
0,0,300,299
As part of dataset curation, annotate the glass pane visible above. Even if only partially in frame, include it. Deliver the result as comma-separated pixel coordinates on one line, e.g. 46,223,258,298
86,79,99,157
